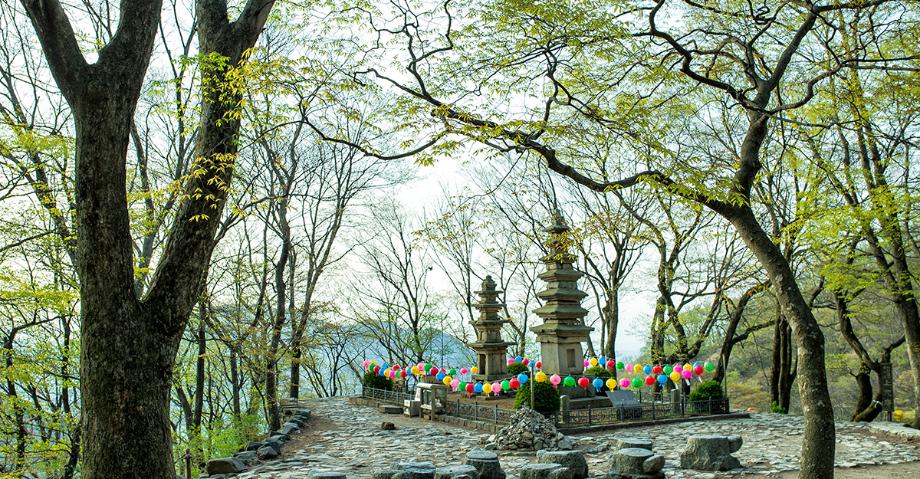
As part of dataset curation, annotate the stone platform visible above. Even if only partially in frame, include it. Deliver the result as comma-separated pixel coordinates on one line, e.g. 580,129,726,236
224,397,920,479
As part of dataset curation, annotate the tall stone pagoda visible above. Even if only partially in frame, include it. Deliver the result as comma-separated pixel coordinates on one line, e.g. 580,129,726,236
471,275,513,382
530,210,593,376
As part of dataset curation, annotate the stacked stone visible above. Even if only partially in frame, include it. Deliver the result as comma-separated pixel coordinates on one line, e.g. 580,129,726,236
607,448,665,479
205,409,312,475
485,408,571,451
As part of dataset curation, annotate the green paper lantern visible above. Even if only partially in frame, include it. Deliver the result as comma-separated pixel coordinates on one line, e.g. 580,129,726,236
615,361,625,370
563,375,576,387
704,362,716,372
663,365,673,375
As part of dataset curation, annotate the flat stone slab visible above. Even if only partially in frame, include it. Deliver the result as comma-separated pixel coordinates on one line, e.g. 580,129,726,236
608,448,664,479
379,404,403,414
308,470,347,479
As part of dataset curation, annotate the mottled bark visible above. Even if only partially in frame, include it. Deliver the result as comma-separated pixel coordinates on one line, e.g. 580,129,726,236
18,1,275,476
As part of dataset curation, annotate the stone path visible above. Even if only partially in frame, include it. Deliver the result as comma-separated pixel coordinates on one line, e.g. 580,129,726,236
231,397,920,479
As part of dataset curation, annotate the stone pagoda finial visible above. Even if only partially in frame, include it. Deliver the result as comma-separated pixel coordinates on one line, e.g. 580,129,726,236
471,275,513,382
530,211,593,376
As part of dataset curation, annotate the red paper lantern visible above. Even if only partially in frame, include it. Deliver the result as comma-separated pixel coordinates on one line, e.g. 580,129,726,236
652,365,663,375
510,378,521,390
644,375,656,386
373,365,381,374
577,377,590,389
430,367,439,376
522,358,530,366
535,361,542,369
693,365,704,376
606,359,615,369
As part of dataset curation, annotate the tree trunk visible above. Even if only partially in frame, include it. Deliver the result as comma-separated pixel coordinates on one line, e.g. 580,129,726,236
726,206,835,479
290,347,302,399
603,286,619,359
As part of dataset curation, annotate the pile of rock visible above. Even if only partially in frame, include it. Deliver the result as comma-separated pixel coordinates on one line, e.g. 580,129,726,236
205,408,312,476
485,408,572,451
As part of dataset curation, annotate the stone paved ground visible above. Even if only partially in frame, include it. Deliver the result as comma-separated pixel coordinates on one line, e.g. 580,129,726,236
234,397,920,479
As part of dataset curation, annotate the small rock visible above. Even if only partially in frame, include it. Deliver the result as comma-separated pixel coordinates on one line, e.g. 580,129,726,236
382,421,397,430
257,445,279,460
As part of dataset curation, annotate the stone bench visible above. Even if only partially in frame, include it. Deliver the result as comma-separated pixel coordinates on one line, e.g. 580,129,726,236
679,435,742,471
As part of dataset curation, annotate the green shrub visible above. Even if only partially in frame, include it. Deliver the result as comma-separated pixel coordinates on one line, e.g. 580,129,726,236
507,362,529,375
514,380,561,415
770,401,787,414
689,380,724,401
584,365,612,378
363,370,394,390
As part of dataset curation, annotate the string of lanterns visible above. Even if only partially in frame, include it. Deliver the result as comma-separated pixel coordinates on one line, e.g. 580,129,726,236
362,355,717,398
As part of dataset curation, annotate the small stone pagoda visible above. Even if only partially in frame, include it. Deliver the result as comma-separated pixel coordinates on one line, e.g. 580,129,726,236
470,275,514,382
530,211,593,376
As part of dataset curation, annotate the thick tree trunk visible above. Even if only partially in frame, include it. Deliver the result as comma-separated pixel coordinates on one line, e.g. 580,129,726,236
603,287,619,359
726,207,834,479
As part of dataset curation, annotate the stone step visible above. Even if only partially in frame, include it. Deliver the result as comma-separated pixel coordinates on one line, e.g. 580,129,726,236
379,404,403,414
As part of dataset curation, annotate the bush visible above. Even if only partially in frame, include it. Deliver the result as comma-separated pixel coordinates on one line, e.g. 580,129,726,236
689,380,724,401
507,362,529,375
514,380,561,415
363,370,394,391
584,365,612,378
770,401,787,414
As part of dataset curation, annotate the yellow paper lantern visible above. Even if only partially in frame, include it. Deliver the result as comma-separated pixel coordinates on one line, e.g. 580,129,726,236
589,357,599,367
669,371,680,383
443,375,452,386
684,363,692,372
536,371,548,383
606,378,617,390
471,366,479,374
483,382,492,395
633,363,642,374
411,366,420,375
384,368,391,377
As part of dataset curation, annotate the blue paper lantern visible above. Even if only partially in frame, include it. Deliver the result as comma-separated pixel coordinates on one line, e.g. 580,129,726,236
436,371,446,381
643,365,653,375
592,377,604,391
474,382,484,394
517,373,528,384
657,374,667,384
515,356,523,363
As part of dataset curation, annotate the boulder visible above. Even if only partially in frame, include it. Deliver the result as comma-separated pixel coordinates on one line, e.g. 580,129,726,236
465,449,506,479
257,445,279,460
679,435,742,471
382,421,397,430
536,450,588,479
264,436,284,453
610,437,653,451
434,464,479,479
607,448,665,479
280,422,300,435
206,457,246,475
392,461,436,479
518,463,572,479
233,450,258,465
246,440,266,451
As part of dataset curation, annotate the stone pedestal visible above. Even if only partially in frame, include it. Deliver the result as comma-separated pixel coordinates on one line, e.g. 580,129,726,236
679,435,742,471
607,448,665,479
530,211,592,377
470,276,514,382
